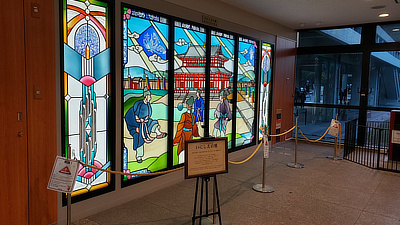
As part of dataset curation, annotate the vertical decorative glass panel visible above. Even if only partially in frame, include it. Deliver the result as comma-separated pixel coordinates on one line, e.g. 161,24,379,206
122,8,169,181
236,37,257,147
210,30,235,148
62,0,112,196
173,21,206,165
258,42,273,139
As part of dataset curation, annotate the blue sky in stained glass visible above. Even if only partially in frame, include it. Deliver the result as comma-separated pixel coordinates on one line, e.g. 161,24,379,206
127,16,168,49
174,26,206,55
211,35,234,59
238,41,255,65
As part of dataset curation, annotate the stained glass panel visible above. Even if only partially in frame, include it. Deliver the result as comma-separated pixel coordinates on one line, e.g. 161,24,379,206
62,0,112,196
173,21,206,165
122,8,169,181
259,42,273,139
210,30,235,148
236,37,257,147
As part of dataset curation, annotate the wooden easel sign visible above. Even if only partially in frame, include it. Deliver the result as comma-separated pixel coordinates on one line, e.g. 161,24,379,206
185,137,228,179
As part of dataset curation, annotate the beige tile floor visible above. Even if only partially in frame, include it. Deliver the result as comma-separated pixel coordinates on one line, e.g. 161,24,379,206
73,141,400,225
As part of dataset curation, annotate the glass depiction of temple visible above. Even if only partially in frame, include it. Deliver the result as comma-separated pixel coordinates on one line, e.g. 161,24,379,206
123,45,233,93
174,43,232,94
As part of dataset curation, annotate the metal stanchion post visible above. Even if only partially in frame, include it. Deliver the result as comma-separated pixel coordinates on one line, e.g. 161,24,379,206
334,114,338,160
287,117,304,168
327,114,343,160
67,144,72,225
333,123,343,160
253,126,274,193
213,177,216,224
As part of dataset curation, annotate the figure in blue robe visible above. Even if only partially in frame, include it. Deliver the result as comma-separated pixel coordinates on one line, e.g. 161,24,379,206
125,87,166,163
194,89,204,127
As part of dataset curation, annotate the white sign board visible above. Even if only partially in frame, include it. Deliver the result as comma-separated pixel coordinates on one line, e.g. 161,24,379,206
328,119,340,137
392,130,400,144
47,156,79,194
263,135,270,159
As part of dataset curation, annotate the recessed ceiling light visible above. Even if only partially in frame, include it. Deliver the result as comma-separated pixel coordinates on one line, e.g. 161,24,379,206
393,28,400,32
379,13,389,17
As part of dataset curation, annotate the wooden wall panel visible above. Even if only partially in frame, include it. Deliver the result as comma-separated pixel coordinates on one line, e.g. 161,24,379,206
271,36,296,144
24,0,58,224
0,0,29,224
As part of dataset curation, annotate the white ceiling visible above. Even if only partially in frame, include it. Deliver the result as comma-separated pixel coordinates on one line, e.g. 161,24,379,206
220,0,400,30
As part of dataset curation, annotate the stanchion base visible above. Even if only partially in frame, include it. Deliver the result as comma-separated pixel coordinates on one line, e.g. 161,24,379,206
287,162,304,168
252,184,275,193
326,156,343,160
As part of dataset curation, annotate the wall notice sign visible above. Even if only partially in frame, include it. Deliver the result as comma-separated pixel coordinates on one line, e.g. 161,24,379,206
47,156,79,194
276,119,281,129
263,135,270,159
185,137,228,179
392,130,400,144
328,119,340,137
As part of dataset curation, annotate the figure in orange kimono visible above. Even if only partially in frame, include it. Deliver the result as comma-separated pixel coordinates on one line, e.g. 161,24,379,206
173,96,200,164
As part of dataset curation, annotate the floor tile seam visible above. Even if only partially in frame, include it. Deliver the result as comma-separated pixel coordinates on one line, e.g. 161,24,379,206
297,191,369,213
311,179,381,196
357,174,400,222
138,181,246,216
316,197,370,213
140,198,191,217
218,193,294,215
270,198,363,225
221,174,262,184
358,210,400,221
360,173,385,210
217,188,301,210
219,186,309,211
267,170,327,180
296,197,363,216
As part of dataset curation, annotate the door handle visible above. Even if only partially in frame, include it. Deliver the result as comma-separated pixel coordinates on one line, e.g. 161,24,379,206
18,132,24,137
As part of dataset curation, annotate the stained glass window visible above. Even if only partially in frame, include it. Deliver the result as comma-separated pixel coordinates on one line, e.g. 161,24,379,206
62,0,112,196
122,8,169,181
259,42,273,139
173,21,206,165
210,30,235,148
236,37,258,147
